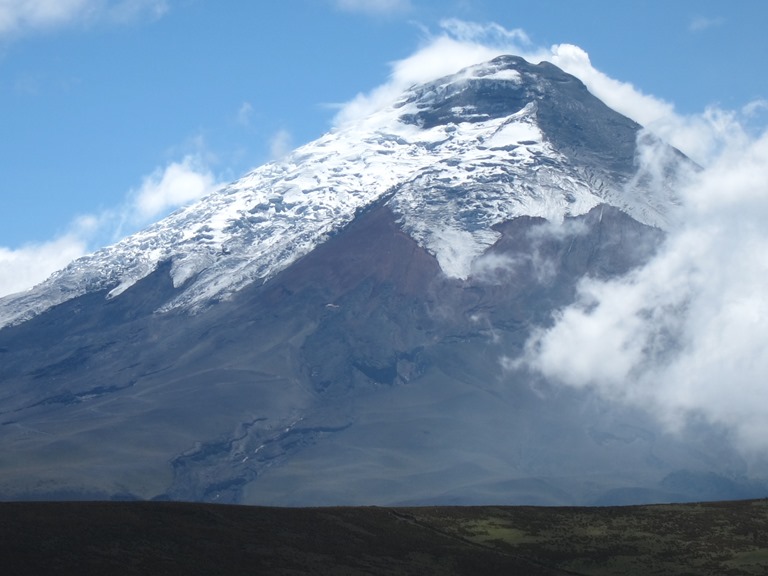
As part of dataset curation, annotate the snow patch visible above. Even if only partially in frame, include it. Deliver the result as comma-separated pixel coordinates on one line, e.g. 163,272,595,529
484,68,522,83
425,226,500,279
486,120,541,149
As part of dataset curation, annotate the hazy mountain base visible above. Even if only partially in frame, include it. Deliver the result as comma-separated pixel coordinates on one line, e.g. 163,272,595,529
3,499,768,576
0,204,764,505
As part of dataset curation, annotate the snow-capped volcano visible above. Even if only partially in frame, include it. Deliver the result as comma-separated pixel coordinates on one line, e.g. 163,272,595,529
1,55,742,507
0,55,682,329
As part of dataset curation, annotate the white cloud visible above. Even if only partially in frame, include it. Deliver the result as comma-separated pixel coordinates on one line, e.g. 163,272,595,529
0,0,89,34
237,101,254,127
0,0,168,37
439,18,531,46
334,0,411,15
689,15,724,32
471,220,589,286
742,99,768,118
516,131,768,453
548,44,674,129
269,129,293,160
130,155,220,222
0,233,87,297
545,43,748,165
105,0,168,23
333,20,534,127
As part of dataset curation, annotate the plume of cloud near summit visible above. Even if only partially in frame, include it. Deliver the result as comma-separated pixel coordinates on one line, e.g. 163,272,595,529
332,20,757,166
332,20,534,127
439,18,531,46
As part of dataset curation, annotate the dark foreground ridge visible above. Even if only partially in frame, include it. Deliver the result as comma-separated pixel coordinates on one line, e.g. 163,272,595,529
3,499,768,575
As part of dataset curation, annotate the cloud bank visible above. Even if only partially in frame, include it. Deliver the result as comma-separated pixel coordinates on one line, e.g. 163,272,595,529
516,131,768,453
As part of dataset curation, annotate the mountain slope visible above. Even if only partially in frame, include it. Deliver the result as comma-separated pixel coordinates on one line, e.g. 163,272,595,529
0,56,757,505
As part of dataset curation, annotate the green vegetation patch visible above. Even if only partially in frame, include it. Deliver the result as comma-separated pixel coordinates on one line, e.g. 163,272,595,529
407,499,768,575
459,517,538,545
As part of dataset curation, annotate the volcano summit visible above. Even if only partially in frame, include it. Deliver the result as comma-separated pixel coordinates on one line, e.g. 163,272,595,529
0,56,761,505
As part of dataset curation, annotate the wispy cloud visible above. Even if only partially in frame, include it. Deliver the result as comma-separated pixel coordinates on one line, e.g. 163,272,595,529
0,0,168,38
269,129,293,160
236,101,254,127
104,0,168,23
334,0,412,15
689,15,724,32
439,18,531,46
742,99,768,118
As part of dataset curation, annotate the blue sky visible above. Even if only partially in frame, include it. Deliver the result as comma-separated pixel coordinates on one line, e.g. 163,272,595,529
1,0,767,296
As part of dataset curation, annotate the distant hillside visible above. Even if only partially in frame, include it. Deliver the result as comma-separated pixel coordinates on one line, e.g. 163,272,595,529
3,499,768,575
